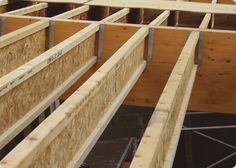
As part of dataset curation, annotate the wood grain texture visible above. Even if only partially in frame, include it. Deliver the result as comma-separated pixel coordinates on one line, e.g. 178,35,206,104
0,34,95,138
0,29,46,77
0,29,147,168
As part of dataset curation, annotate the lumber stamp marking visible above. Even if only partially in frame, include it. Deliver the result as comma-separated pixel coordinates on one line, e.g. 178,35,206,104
0,23,99,149
0,27,148,168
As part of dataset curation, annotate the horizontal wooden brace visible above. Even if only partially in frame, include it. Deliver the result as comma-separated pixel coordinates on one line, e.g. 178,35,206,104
4,3,48,15
52,5,90,19
87,0,236,15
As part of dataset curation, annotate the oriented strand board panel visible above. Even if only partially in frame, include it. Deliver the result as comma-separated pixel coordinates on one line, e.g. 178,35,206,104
124,27,188,107
0,29,46,77
0,32,96,136
1,28,147,168
189,31,236,114
61,24,137,100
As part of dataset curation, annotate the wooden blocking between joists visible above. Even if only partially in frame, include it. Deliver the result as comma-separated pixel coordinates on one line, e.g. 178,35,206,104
0,23,99,150
0,28,148,168
130,31,199,168
0,20,49,77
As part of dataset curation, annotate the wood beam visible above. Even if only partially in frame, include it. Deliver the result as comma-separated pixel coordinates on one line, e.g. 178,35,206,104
199,0,217,28
130,31,199,168
4,3,48,15
149,10,170,26
52,5,89,19
0,27,148,168
0,23,99,149
87,0,236,15
100,8,129,23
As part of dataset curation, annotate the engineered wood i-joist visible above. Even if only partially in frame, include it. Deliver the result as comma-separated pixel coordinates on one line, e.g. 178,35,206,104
130,13,212,167
0,20,49,77
130,31,199,168
4,3,48,15
52,5,89,19
0,27,148,168
0,23,99,149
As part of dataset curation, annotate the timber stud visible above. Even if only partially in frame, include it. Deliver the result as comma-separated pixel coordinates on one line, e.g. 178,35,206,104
147,28,155,63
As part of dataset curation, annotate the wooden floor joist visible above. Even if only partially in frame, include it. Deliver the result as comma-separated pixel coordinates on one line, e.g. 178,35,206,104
130,30,199,168
52,5,89,19
3,3,48,15
130,10,214,167
0,23,99,149
0,0,236,167
0,26,148,168
0,20,49,77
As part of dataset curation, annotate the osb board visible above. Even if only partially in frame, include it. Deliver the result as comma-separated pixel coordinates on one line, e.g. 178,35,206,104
27,40,145,168
0,35,95,135
54,21,89,45
61,24,137,99
189,31,236,114
4,17,39,34
123,28,188,107
0,30,46,77
214,14,236,30
178,11,205,28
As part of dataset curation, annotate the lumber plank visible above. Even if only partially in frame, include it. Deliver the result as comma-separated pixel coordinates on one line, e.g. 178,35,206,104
149,10,170,26
25,0,89,3
100,8,129,23
163,66,197,167
52,5,89,19
130,31,199,168
0,27,148,168
0,23,99,149
4,3,48,15
87,0,236,15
